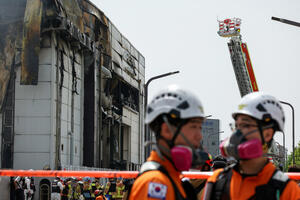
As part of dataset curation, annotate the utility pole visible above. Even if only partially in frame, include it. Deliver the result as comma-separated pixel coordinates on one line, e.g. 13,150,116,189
280,101,295,165
144,71,180,160
271,17,298,165
272,17,300,28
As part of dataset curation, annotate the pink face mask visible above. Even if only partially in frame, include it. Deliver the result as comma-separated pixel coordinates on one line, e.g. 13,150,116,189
170,145,192,171
220,129,263,160
238,138,263,159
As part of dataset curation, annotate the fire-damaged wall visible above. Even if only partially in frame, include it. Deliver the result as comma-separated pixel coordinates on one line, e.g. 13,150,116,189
0,0,145,170
100,19,145,170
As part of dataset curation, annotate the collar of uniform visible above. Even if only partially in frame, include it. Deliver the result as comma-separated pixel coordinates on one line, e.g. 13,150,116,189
146,150,187,198
147,150,181,177
256,161,275,176
234,161,275,178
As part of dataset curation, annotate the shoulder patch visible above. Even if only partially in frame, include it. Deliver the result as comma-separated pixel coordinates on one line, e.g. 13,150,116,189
148,182,167,199
272,170,289,182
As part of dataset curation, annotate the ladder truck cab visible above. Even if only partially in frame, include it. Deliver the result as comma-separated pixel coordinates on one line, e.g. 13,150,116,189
218,18,258,97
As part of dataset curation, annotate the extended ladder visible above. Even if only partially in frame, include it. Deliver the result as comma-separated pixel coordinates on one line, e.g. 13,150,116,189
218,18,258,97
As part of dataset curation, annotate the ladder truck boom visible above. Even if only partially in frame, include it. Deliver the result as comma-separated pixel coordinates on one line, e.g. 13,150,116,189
218,18,282,165
218,18,258,97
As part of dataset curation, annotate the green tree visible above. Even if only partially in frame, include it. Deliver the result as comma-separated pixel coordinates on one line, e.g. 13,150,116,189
285,141,300,170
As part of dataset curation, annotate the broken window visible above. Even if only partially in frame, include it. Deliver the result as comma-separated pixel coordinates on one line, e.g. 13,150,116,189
111,76,139,113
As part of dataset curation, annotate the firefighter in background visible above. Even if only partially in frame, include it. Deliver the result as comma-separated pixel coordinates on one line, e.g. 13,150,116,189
68,179,73,200
128,85,207,200
73,179,82,200
190,153,213,200
202,92,300,199
51,177,63,200
211,155,227,171
122,178,134,200
200,153,213,172
94,178,103,191
91,180,98,199
95,189,107,200
82,177,92,200
14,176,25,200
103,179,110,197
24,175,35,200
114,178,125,200
105,178,117,200
61,179,72,200
77,181,85,200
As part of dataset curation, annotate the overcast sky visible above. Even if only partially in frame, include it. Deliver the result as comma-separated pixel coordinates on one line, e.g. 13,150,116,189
92,0,300,154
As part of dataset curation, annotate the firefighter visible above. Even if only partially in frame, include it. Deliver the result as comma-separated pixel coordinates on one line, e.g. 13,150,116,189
95,178,103,190
211,155,227,171
14,176,25,200
73,179,82,200
51,177,63,200
105,178,117,200
95,189,107,200
128,85,208,200
200,153,213,172
115,178,125,200
67,179,73,200
202,92,300,199
91,180,98,200
61,179,71,200
103,179,110,197
190,153,213,200
82,177,92,200
24,176,35,200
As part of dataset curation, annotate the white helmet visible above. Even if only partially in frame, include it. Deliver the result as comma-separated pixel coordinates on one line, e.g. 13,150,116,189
145,85,205,124
232,92,285,131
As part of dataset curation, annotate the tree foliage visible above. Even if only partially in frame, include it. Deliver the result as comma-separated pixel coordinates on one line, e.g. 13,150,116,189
285,141,300,170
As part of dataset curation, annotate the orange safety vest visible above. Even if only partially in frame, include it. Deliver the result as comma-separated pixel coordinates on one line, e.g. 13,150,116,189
128,150,187,200
202,162,300,199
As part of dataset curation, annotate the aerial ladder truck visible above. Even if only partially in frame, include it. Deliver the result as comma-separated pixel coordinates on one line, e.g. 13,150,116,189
217,18,259,97
217,18,287,166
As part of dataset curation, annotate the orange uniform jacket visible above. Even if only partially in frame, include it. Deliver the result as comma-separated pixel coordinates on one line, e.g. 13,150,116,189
128,150,187,200
95,196,106,200
203,162,300,200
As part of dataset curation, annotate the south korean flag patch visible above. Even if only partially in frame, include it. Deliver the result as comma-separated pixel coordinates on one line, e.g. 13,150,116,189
148,182,167,199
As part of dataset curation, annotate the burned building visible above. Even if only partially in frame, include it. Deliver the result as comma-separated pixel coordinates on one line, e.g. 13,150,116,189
0,0,145,170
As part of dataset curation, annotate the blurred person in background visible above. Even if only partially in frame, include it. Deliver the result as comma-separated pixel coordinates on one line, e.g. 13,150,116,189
211,155,227,171
115,178,125,200
14,176,25,200
24,175,35,200
95,189,107,200
82,177,92,200
190,152,213,200
51,177,63,200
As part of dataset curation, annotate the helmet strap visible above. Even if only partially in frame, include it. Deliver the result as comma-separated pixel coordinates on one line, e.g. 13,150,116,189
257,121,266,145
161,115,198,159
162,115,188,148
257,120,275,151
